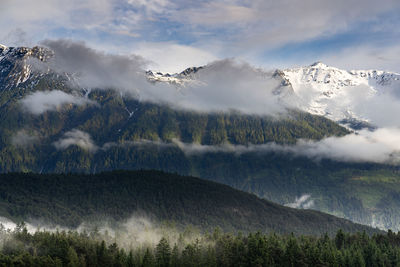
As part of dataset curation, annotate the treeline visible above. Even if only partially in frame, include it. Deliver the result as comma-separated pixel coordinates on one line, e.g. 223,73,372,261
1,227,400,266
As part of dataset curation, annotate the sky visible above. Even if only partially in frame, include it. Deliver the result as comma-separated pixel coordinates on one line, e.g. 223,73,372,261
1,0,400,73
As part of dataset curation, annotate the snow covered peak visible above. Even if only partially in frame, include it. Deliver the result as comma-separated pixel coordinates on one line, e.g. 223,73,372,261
0,45,54,90
283,62,400,93
309,61,329,68
146,66,203,86
281,62,400,125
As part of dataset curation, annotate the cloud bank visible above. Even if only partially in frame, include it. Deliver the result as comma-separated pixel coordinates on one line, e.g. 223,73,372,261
62,127,400,164
173,128,400,164
36,40,288,115
53,129,98,152
21,90,96,115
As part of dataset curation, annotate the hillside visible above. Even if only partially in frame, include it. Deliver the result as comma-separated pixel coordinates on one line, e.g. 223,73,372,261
1,45,399,232
0,170,379,236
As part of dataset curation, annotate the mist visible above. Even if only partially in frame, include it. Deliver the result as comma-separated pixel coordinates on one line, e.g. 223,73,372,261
20,90,96,115
172,129,400,164
285,195,314,209
11,130,39,147
0,215,207,251
49,127,400,164
53,129,98,153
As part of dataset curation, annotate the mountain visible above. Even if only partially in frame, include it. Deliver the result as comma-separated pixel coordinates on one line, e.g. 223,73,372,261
0,170,380,235
1,44,400,231
281,62,400,128
153,61,400,129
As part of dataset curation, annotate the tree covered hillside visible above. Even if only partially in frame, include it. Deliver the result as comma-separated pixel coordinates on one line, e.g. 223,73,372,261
0,171,378,236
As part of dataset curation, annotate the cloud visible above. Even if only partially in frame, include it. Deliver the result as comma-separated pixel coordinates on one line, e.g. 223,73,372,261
321,44,400,73
101,139,174,150
290,128,400,164
0,0,114,45
99,127,400,164
285,194,314,209
146,59,288,114
352,90,400,128
11,130,39,147
2,0,400,74
34,40,290,115
20,90,96,115
48,126,400,164
168,0,400,49
40,39,150,95
135,42,217,73
53,129,98,152
172,128,400,164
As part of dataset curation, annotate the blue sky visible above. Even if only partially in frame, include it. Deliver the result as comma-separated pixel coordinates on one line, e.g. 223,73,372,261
2,0,400,72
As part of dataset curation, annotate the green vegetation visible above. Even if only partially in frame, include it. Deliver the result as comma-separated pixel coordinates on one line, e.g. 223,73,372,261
0,227,399,266
0,171,378,236
1,76,399,231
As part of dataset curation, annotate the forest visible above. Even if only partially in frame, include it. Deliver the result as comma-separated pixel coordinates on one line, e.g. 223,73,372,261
0,171,377,236
0,225,398,266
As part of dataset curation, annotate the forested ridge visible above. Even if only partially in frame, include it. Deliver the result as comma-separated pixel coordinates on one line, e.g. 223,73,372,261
0,171,378,235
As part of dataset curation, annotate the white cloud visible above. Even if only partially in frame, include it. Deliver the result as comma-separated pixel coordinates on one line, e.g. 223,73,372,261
0,0,115,46
285,128,400,164
149,59,287,114
321,44,400,73
53,129,98,152
169,0,400,49
51,126,400,164
285,194,314,209
135,42,217,73
34,40,289,115
20,90,96,115
171,127,400,164
40,40,150,95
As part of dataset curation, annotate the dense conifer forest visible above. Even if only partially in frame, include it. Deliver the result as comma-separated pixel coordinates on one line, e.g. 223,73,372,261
0,226,398,266
0,171,377,235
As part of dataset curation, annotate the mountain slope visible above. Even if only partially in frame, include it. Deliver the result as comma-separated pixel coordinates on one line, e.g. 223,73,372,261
0,170,380,235
1,45,400,231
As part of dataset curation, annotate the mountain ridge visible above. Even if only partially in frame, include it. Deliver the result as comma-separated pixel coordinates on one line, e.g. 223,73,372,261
0,170,381,235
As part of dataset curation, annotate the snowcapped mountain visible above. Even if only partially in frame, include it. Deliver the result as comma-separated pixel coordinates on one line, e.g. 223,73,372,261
281,62,400,126
0,44,52,90
150,61,400,129
146,66,203,86
1,44,399,129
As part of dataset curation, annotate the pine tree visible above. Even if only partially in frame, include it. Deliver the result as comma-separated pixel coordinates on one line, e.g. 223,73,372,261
142,248,156,267
67,247,79,267
156,237,171,267
170,244,180,267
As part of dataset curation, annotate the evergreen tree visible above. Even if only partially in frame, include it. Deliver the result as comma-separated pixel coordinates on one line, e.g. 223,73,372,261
156,237,171,267
142,248,156,267
67,247,79,267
